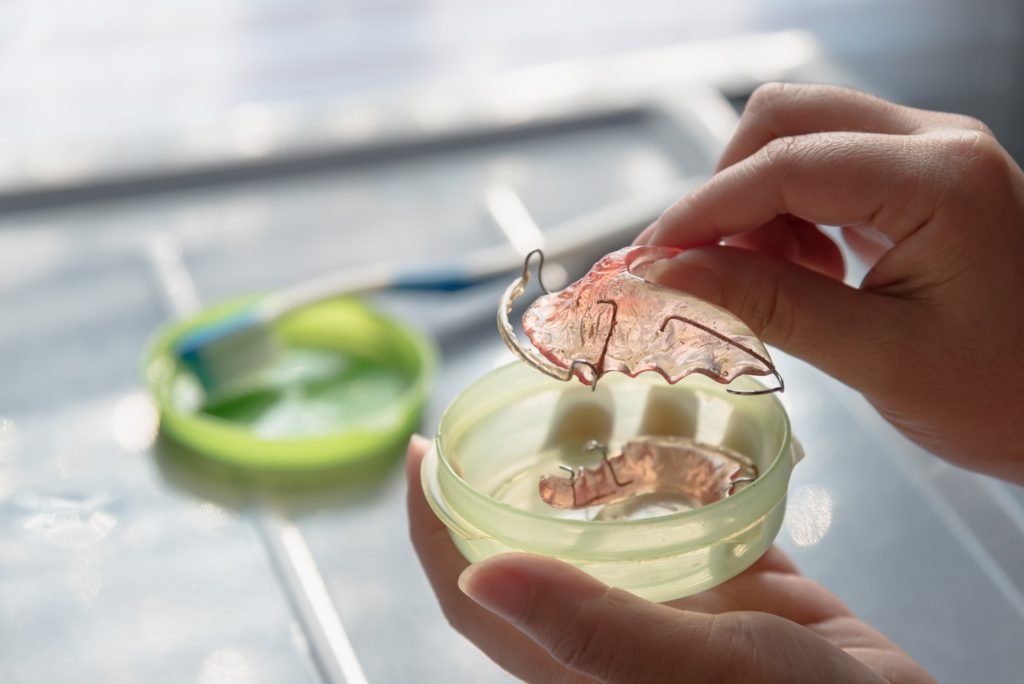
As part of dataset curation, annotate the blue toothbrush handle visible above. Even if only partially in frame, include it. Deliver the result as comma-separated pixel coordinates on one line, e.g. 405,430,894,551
390,266,501,293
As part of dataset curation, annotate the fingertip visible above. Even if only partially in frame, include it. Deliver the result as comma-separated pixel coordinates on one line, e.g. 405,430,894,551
458,554,537,623
469,553,613,602
407,433,430,461
457,555,512,596
459,552,553,582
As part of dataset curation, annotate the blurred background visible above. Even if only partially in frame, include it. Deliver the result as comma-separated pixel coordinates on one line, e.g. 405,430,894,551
1,1,1022,682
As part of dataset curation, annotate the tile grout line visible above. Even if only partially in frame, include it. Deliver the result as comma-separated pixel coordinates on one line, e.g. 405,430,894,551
144,233,367,684
837,387,1024,621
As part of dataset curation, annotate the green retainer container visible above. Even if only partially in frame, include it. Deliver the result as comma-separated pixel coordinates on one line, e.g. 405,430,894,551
422,362,802,602
145,297,434,470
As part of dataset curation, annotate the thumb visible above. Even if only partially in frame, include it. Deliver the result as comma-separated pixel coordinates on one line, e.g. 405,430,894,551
643,246,916,395
458,554,884,684
458,553,730,682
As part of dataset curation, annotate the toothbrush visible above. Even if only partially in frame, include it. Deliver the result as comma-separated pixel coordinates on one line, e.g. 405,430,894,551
175,182,690,395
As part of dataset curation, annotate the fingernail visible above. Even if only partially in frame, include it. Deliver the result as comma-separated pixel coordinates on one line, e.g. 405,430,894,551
458,562,530,623
644,250,724,305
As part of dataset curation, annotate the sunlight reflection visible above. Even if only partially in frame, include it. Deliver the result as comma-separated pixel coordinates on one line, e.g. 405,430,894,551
20,493,117,550
785,483,833,547
112,392,158,453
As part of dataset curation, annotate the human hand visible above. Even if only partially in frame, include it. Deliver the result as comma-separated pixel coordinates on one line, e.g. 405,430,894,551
636,83,1024,484
406,436,933,683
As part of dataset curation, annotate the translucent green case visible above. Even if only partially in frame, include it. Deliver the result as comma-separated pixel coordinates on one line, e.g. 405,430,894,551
422,362,802,602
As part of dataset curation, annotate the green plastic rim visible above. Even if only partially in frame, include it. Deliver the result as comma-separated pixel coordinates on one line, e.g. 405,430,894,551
143,296,435,470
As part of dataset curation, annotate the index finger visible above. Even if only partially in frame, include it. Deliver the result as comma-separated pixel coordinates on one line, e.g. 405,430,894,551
716,82,991,174
642,130,971,248
716,83,927,173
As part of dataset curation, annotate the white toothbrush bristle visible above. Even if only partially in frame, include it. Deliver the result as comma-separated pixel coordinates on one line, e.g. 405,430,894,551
191,324,282,396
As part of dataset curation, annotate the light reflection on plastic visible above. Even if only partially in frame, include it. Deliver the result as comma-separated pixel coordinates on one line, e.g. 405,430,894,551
112,392,158,453
199,647,252,684
785,483,834,547
66,551,102,602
